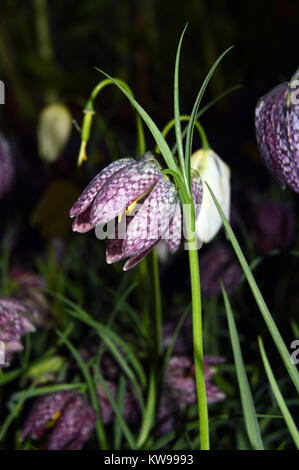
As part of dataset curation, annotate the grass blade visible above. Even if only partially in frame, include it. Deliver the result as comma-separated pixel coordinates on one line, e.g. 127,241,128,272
258,336,299,449
184,47,233,184
221,283,264,450
207,182,299,391
174,24,189,187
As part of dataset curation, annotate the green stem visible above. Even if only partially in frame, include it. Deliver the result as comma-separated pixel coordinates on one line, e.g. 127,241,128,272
137,248,162,447
183,195,210,450
156,115,210,154
149,248,162,356
78,78,146,165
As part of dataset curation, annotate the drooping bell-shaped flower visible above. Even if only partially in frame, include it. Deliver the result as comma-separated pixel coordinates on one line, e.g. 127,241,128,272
70,152,198,270
199,244,243,297
21,391,95,450
37,103,72,163
191,149,231,245
0,298,37,367
255,71,299,193
251,200,295,254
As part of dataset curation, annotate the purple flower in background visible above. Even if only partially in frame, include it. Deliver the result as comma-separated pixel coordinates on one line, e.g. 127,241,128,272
251,200,295,253
165,355,225,405
156,355,225,435
200,244,243,297
9,268,51,325
0,133,15,198
70,152,202,270
21,391,95,450
255,70,299,193
0,298,37,367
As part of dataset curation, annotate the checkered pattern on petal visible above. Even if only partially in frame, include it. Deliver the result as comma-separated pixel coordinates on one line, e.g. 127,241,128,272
255,83,288,187
70,158,135,217
122,177,177,257
21,392,75,441
164,198,182,254
90,158,162,226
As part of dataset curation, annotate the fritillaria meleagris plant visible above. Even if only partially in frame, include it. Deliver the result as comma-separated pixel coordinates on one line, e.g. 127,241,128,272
255,70,299,193
69,26,234,450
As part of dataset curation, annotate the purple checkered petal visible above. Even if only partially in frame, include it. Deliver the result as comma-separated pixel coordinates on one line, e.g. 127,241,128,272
0,298,39,321
191,170,203,216
164,198,182,254
90,158,162,226
72,206,95,233
69,158,135,217
21,392,75,441
276,103,299,193
0,301,36,342
106,237,125,264
255,83,288,187
123,239,161,271
122,177,177,257
286,81,299,175
48,395,94,450
5,340,23,352
66,406,96,450
206,383,226,404
106,216,133,264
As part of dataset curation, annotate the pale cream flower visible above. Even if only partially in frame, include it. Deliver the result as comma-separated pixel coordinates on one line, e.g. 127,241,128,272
37,103,72,163
191,148,230,245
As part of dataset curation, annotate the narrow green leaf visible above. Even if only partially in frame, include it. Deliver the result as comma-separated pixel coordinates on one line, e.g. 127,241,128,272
184,46,234,185
94,368,136,449
206,182,299,391
221,283,264,450
174,24,189,189
258,336,299,449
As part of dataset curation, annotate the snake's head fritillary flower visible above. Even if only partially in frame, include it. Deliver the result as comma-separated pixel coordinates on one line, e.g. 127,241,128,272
191,149,231,245
251,200,295,254
0,133,15,199
21,391,95,450
70,152,190,270
165,355,226,405
200,244,243,297
156,354,225,435
9,268,51,325
255,70,299,193
37,103,72,163
0,298,37,367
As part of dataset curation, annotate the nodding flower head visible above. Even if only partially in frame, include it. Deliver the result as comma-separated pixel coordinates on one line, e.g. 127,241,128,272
70,152,203,270
255,70,299,193
199,244,243,298
191,149,230,245
21,391,95,450
165,355,226,405
0,298,37,367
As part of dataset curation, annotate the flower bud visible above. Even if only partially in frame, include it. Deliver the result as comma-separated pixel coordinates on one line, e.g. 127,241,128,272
37,103,72,163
